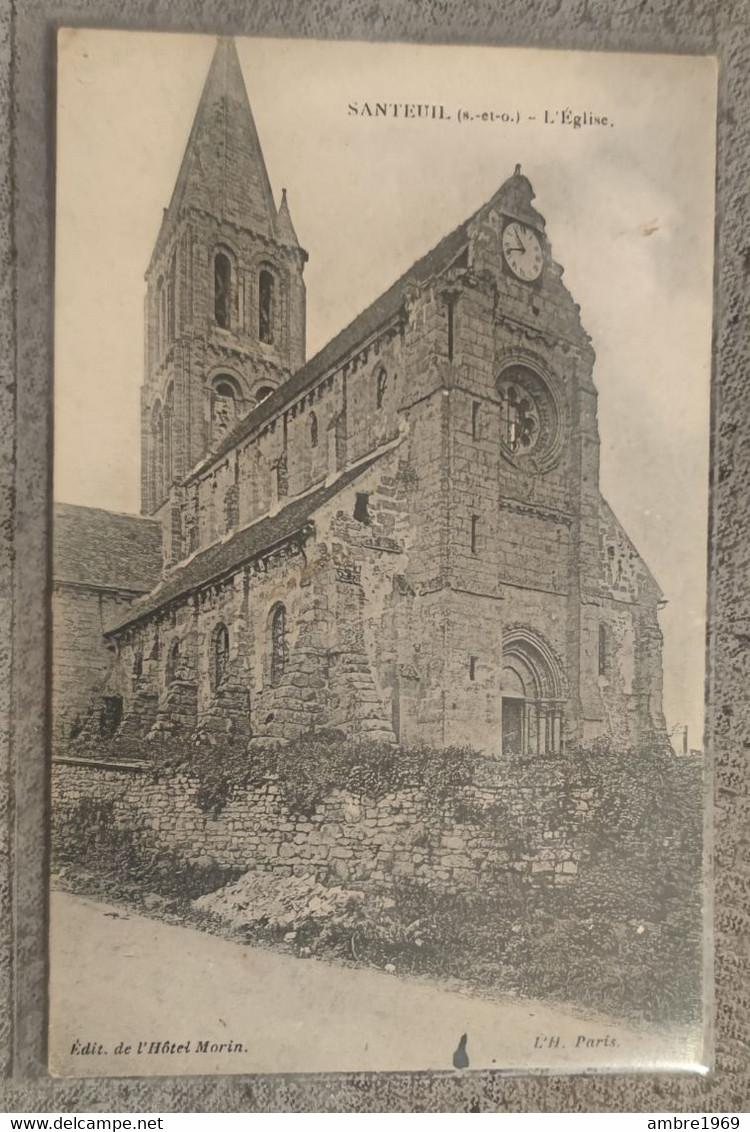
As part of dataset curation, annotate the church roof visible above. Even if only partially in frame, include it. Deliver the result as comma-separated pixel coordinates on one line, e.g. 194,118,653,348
197,216,471,475
54,503,162,593
152,38,282,268
106,452,384,634
598,496,664,603
194,165,554,479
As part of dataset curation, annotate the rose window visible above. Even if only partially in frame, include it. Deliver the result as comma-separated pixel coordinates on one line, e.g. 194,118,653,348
498,381,540,454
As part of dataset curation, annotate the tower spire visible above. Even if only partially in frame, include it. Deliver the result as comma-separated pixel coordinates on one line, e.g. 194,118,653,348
276,187,300,246
165,37,278,235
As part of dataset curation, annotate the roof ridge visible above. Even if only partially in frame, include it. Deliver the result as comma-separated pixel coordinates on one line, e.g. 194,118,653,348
190,207,476,477
54,501,160,523
106,445,396,635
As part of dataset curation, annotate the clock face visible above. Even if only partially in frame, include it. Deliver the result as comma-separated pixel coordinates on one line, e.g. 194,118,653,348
502,222,543,282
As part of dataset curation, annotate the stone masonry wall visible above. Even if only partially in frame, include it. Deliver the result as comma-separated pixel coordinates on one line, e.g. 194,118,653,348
52,585,138,745
52,758,593,891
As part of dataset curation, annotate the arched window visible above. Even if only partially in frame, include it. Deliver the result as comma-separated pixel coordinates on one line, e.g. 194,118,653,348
376,366,388,409
259,269,275,344
211,623,230,691
214,252,231,329
166,639,180,684
255,385,274,404
152,403,164,503
156,275,165,355
167,253,177,342
100,696,123,740
309,411,318,448
164,384,174,487
269,604,287,687
211,378,238,444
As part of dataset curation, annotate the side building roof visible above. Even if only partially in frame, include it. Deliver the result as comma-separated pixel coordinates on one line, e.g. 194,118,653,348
53,503,163,594
106,452,385,635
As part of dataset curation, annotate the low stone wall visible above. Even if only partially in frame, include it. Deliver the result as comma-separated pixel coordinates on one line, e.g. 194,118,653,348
52,756,595,891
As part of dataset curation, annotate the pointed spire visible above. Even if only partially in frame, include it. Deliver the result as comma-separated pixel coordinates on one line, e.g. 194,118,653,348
166,37,278,235
276,188,299,246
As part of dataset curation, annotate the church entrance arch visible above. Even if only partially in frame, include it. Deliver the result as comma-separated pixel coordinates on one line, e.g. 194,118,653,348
501,629,566,756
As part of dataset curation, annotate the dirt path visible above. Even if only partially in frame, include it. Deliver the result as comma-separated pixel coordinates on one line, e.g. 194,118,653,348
49,890,699,1077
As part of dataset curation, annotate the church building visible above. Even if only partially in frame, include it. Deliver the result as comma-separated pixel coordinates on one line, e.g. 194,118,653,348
52,38,667,757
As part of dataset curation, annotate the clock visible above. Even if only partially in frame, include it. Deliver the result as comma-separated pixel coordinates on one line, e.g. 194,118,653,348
502,221,543,282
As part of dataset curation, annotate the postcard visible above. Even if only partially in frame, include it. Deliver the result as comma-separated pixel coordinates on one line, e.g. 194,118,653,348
49,29,717,1076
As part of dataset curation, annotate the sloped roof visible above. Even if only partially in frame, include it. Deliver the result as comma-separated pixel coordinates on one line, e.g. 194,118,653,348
598,495,664,603
150,38,284,273
196,218,471,475
106,453,384,634
53,503,162,593
193,164,553,480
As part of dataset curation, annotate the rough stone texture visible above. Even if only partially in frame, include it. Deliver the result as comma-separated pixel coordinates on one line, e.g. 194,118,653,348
55,45,667,760
4,0,750,1117
51,760,592,890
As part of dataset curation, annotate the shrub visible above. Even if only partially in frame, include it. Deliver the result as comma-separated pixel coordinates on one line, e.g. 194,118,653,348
52,795,242,900
146,728,477,818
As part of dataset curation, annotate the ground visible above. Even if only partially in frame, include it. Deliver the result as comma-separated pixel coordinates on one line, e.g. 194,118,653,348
48,890,701,1077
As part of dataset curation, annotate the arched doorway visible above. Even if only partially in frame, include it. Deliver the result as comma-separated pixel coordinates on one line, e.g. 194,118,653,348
501,629,566,755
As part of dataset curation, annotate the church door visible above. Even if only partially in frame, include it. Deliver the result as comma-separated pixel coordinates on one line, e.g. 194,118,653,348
502,696,525,755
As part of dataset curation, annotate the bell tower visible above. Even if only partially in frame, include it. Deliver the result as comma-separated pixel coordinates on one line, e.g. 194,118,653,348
141,37,308,516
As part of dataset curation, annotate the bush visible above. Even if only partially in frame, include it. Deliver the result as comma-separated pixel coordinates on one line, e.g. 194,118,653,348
55,729,704,1024
52,795,243,901
147,728,477,818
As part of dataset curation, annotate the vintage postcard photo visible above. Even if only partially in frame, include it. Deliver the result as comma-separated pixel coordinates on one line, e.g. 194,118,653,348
49,30,717,1076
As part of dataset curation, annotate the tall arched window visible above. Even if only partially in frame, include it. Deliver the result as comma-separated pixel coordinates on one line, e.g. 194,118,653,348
376,366,388,409
259,269,275,344
214,252,231,329
309,411,318,448
211,623,230,691
269,604,287,687
255,385,274,404
152,404,164,503
167,253,177,342
156,275,165,355
164,384,174,487
211,378,238,444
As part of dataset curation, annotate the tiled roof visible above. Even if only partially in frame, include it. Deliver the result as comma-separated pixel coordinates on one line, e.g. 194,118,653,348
106,453,384,634
53,503,163,593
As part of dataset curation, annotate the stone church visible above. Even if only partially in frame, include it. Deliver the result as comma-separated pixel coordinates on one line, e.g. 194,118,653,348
52,37,667,759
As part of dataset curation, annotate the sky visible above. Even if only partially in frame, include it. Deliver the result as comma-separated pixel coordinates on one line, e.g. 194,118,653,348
55,30,717,746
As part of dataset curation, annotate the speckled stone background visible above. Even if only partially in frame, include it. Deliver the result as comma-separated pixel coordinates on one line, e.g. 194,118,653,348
2,0,748,1112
